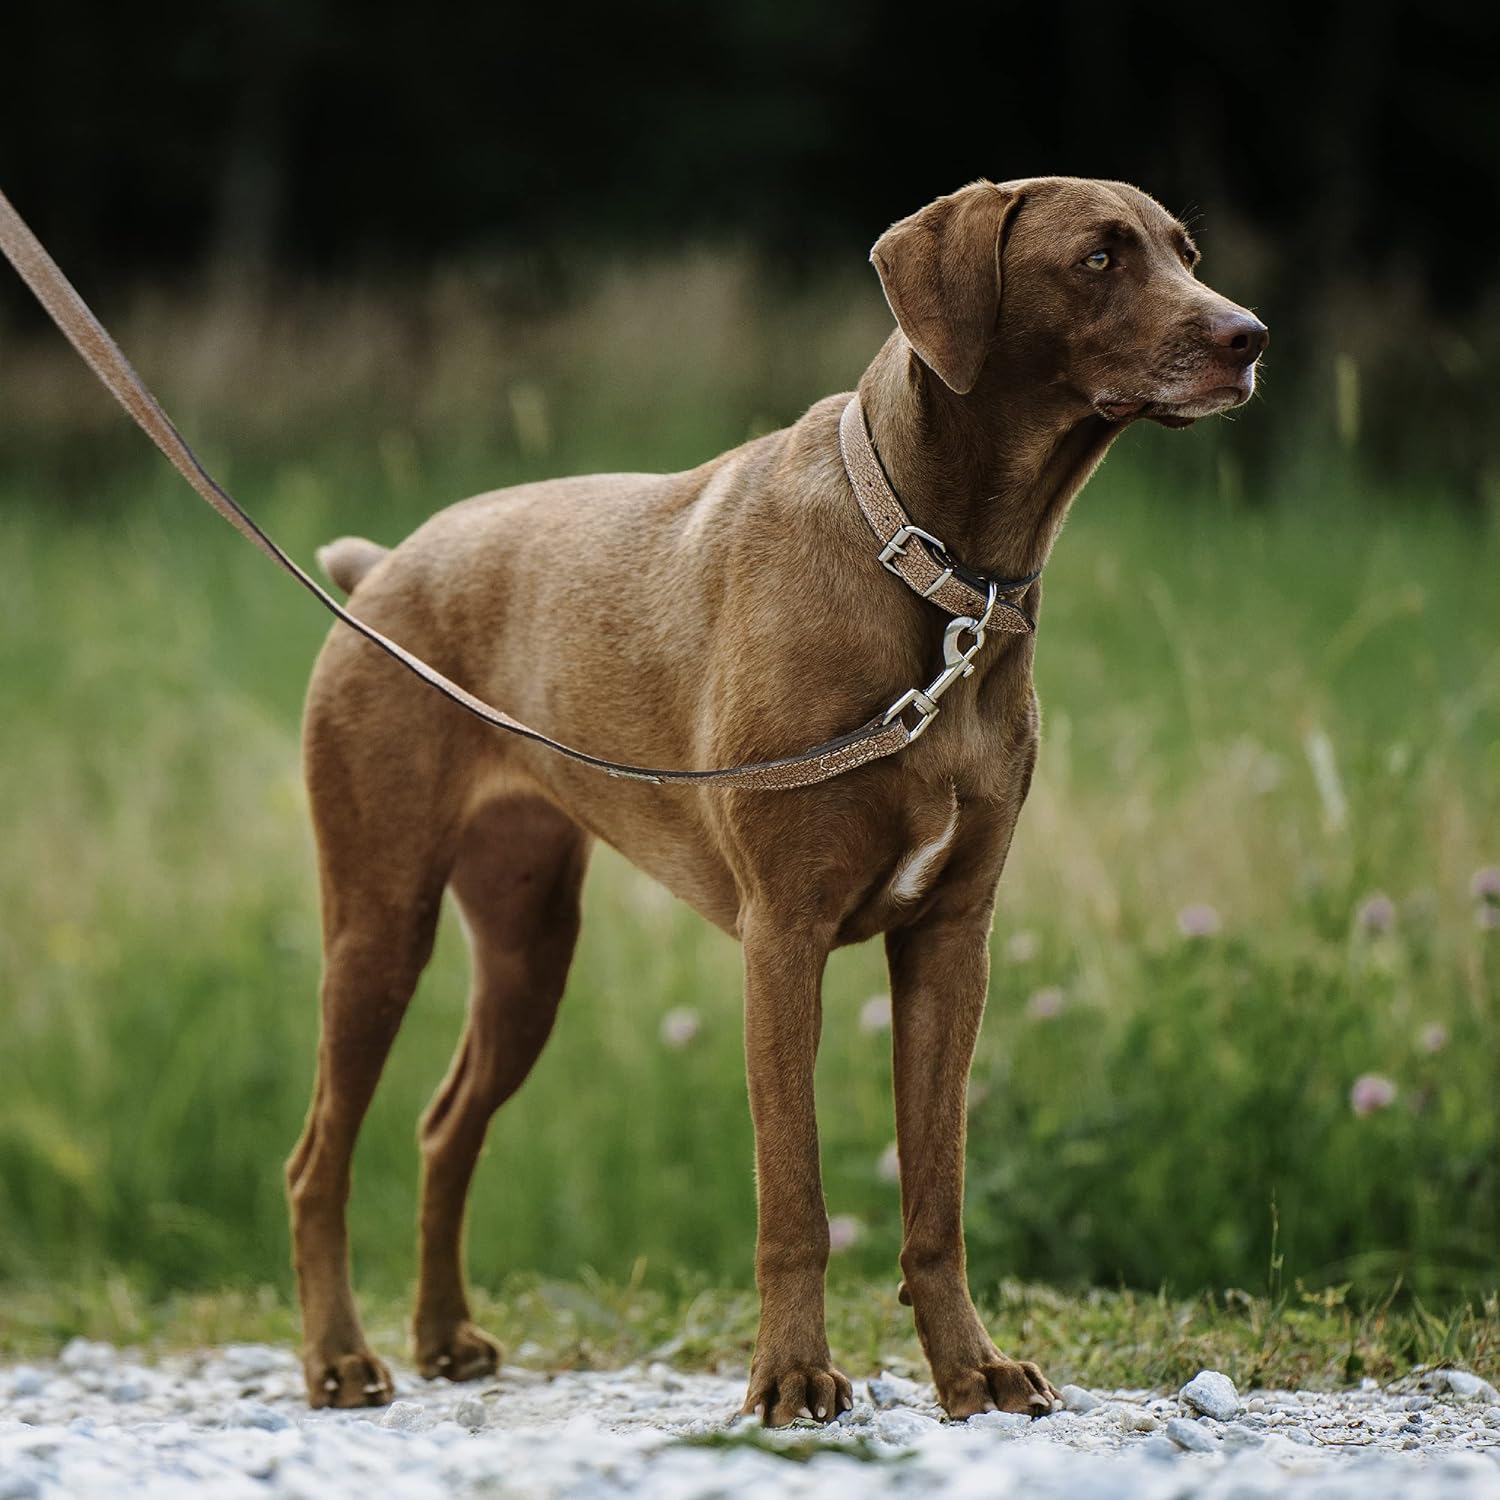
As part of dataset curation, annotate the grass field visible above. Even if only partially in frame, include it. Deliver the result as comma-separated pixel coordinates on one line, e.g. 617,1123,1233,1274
1,266,1497,1367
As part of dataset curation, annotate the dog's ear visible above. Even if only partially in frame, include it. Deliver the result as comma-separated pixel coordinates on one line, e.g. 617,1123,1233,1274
870,181,1022,396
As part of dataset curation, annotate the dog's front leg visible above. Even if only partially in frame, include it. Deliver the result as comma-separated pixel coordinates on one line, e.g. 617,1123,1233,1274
737,913,854,1425
886,911,1062,1419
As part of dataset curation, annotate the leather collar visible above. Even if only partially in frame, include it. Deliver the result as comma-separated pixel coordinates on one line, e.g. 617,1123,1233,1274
838,395,1038,634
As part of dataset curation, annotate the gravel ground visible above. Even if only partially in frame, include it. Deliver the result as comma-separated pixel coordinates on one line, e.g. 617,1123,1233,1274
4,1342,1500,1498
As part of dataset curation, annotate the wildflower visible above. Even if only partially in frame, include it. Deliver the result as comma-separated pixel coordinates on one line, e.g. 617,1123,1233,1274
1356,892,1396,934
1006,930,1040,963
877,1142,901,1183
658,1007,700,1050
859,993,892,1033
1177,903,1221,939
1470,866,1500,902
1418,1023,1449,1055
827,1214,863,1253
1349,1073,1398,1117
1025,986,1066,1021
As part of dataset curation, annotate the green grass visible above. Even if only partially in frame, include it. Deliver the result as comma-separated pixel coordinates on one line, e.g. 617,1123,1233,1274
1,266,1497,1369
5,1277,1497,1397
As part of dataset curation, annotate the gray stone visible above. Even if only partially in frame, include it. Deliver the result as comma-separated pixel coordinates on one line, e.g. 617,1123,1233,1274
109,1374,149,1403
963,1410,1030,1433
1165,1416,1219,1453
866,1371,925,1409
1117,1405,1159,1433
1221,1423,1264,1451
453,1396,489,1430
1179,1369,1240,1421
1442,1370,1500,1405
1058,1384,1103,1414
58,1339,114,1373
379,1400,431,1432
6,1367,46,1398
1259,1432,1313,1463
1139,1433,1182,1461
220,1344,286,1380
225,1400,291,1431
870,1407,940,1445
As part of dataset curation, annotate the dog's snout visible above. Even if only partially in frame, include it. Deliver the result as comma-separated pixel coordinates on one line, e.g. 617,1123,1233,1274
1211,311,1269,368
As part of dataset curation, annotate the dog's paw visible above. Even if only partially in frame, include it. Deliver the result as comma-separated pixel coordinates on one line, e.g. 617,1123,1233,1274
740,1362,854,1426
304,1348,394,1409
415,1320,503,1382
937,1356,1061,1420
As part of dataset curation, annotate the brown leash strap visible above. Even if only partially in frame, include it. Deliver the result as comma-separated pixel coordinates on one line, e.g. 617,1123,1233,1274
0,185,1018,789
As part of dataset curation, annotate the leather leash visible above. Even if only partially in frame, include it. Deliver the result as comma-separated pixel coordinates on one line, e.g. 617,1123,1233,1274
0,185,1035,790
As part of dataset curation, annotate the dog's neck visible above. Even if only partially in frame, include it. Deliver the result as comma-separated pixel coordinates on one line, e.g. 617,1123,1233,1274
857,333,1122,584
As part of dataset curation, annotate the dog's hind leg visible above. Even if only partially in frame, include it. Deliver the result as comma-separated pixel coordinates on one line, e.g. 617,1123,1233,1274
412,795,590,1381
287,664,464,1409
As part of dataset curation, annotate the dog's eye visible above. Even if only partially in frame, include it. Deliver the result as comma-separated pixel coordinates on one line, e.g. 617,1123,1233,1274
1082,250,1111,271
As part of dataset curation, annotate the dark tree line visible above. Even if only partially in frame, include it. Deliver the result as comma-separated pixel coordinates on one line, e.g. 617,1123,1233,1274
1,2,1491,291
2,1,1496,487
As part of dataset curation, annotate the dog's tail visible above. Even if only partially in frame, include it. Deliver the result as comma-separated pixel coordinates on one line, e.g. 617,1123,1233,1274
316,536,389,594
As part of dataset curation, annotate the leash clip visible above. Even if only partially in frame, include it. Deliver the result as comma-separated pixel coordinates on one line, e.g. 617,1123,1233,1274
881,611,989,741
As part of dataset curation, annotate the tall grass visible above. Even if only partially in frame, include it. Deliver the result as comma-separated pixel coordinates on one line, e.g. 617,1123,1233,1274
0,262,1496,1319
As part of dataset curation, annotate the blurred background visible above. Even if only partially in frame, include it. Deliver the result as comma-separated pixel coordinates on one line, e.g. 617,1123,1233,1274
2,1,1497,1338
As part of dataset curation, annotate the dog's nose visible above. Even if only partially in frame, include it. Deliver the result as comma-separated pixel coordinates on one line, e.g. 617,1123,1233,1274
1212,311,1269,367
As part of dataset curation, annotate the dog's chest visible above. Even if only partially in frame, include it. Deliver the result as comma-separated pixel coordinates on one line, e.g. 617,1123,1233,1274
886,783,962,906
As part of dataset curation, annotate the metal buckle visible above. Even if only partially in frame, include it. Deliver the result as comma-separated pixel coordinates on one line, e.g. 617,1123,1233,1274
882,613,988,741
878,522,950,579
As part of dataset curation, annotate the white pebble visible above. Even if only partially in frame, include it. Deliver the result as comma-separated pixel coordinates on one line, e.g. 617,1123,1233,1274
1059,1384,1103,1413
58,1339,115,1373
1443,1370,1500,1405
220,1344,287,1380
1165,1416,1219,1453
870,1408,940,1445
1179,1369,1240,1421
6,1367,47,1398
453,1395,489,1429
224,1399,291,1431
379,1399,431,1432
964,1410,1030,1433
866,1371,925,1409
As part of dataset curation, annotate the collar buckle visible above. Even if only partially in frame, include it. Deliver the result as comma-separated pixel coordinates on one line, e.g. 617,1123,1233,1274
878,523,957,599
878,521,947,571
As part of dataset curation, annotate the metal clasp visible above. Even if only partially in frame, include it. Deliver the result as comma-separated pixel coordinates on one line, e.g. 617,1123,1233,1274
881,613,988,740
878,522,949,578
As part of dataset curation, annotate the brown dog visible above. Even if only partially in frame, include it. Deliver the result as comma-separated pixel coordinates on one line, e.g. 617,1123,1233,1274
286,176,1266,1422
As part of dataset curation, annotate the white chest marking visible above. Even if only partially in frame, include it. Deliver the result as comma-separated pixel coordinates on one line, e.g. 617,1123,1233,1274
889,797,960,904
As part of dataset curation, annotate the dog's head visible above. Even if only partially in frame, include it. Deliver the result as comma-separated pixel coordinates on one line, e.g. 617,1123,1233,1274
871,176,1267,427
